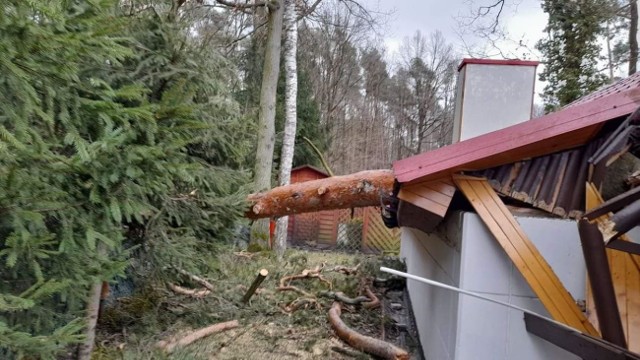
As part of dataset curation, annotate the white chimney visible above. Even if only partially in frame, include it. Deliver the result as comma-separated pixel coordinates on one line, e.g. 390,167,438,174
451,59,538,143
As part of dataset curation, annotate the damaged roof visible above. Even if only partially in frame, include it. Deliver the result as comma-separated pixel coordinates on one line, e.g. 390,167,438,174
393,72,640,185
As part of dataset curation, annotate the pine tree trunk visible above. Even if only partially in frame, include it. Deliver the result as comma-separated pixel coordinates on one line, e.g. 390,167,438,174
274,0,298,260
247,169,394,219
630,0,638,75
251,0,284,246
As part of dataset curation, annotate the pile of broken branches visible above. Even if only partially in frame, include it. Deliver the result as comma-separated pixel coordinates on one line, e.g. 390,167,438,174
273,263,407,360
162,258,409,359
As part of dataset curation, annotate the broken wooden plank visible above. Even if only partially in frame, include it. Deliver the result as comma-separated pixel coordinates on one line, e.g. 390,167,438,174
453,175,599,336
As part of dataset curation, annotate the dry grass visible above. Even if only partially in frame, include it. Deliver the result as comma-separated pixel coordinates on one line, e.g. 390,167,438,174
93,249,395,360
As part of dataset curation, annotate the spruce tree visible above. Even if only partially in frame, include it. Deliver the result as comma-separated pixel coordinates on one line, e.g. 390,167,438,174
0,1,250,358
537,0,609,111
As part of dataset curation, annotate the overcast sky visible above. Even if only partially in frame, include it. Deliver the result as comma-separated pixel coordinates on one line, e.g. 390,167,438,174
363,0,547,59
361,0,548,101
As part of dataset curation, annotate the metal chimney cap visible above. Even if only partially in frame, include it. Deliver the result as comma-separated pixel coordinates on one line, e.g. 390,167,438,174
458,58,540,71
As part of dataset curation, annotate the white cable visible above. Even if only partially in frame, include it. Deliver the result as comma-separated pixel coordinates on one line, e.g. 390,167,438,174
379,266,577,332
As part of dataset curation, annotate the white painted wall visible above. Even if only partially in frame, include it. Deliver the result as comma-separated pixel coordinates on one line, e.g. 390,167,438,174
401,211,583,360
452,64,536,143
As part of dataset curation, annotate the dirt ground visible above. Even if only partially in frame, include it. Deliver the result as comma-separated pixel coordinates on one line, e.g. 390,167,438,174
94,250,420,360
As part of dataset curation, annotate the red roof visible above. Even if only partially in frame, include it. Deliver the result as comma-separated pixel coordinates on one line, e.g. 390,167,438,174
393,73,640,184
457,58,540,71
291,165,329,178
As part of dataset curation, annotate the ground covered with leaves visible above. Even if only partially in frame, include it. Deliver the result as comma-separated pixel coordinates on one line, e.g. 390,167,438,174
93,249,418,359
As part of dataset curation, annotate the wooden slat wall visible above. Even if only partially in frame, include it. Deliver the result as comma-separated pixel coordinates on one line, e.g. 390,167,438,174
317,210,337,245
362,207,401,253
397,178,456,217
585,183,640,351
454,175,599,336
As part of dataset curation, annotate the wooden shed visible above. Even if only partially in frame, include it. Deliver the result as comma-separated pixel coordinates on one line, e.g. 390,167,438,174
286,165,336,247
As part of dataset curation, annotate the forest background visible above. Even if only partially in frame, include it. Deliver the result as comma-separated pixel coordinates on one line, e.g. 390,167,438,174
0,0,638,358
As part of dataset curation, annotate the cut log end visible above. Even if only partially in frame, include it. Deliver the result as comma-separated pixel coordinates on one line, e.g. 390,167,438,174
242,268,269,303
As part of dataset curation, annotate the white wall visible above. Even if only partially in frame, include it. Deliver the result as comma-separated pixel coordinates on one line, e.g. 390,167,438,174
401,211,583,360
452,64,536,143
401,225,461,360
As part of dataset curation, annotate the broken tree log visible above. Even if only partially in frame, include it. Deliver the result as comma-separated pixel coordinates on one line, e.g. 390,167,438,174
328,302,409,360
242,269,269,303
246,169,394,219
156,320,240,353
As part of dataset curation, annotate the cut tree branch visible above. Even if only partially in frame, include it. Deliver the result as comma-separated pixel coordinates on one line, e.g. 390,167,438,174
329,263,360,276
283,297,320,312
176,269,215,291
242,269,269,303
246,169,394,219
362,286,380,309
156,320,240,353
302,136,334,176
168,283,211,298
215,0,266,9
319,291,371,305
328,302,409,360
279,265,332,289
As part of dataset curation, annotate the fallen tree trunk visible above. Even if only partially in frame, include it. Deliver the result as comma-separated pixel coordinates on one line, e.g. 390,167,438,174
246,169,394,219
156,320,240,353
328,302,409,360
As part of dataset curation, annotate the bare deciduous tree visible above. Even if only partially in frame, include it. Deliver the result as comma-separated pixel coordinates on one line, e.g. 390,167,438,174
274,0,298,260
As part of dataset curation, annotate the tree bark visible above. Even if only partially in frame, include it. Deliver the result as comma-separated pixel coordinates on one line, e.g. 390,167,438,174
274,0,299,260
77,280,103,360
251,0,284,245
328,302,409,360
246,169,394,219
78,243,108,360
630,0,638,75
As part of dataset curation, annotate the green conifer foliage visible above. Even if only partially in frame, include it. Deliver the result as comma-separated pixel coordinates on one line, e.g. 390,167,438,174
537,0,609,111
0,1,250,357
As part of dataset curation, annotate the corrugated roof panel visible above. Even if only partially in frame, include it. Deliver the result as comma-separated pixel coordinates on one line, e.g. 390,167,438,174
566,72,640,108
470,138,605,219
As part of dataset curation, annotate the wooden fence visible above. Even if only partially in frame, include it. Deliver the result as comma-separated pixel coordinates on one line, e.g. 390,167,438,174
287,206,400,254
